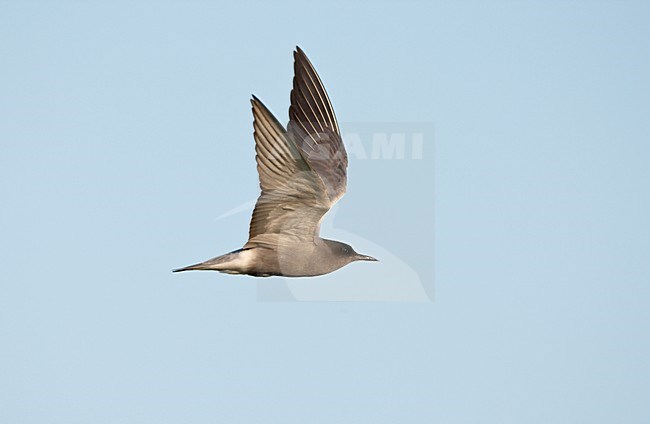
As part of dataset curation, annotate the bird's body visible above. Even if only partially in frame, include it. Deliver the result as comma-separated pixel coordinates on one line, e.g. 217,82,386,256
174,47,377,277
176,238,372,277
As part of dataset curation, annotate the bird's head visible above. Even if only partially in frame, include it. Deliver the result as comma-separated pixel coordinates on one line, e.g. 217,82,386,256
330,241,378,263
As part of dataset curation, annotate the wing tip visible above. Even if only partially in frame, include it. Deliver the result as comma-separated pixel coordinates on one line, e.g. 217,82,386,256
251,95,268,114
294,46,309,64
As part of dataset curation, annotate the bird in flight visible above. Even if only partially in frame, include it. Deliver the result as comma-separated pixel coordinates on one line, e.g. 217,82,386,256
174,47,377,277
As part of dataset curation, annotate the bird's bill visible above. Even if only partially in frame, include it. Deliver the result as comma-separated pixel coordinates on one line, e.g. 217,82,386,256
355,254,378,262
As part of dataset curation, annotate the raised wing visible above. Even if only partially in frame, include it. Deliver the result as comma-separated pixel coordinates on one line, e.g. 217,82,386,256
288,47,348,204
245,48,347,247
245,96,329,246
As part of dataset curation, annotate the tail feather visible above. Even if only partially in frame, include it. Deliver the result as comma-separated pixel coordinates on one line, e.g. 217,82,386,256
172,248,249,273
172,263,209,273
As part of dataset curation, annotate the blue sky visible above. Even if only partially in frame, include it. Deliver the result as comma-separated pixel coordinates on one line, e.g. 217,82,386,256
1,1,649,423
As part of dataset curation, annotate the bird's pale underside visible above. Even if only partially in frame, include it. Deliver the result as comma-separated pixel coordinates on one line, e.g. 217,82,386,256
174,47,377,277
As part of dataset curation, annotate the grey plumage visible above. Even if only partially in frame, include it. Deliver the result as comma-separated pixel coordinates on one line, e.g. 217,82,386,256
173,47,377,277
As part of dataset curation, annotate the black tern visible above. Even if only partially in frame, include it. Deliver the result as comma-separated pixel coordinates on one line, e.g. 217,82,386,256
174,47,377,277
